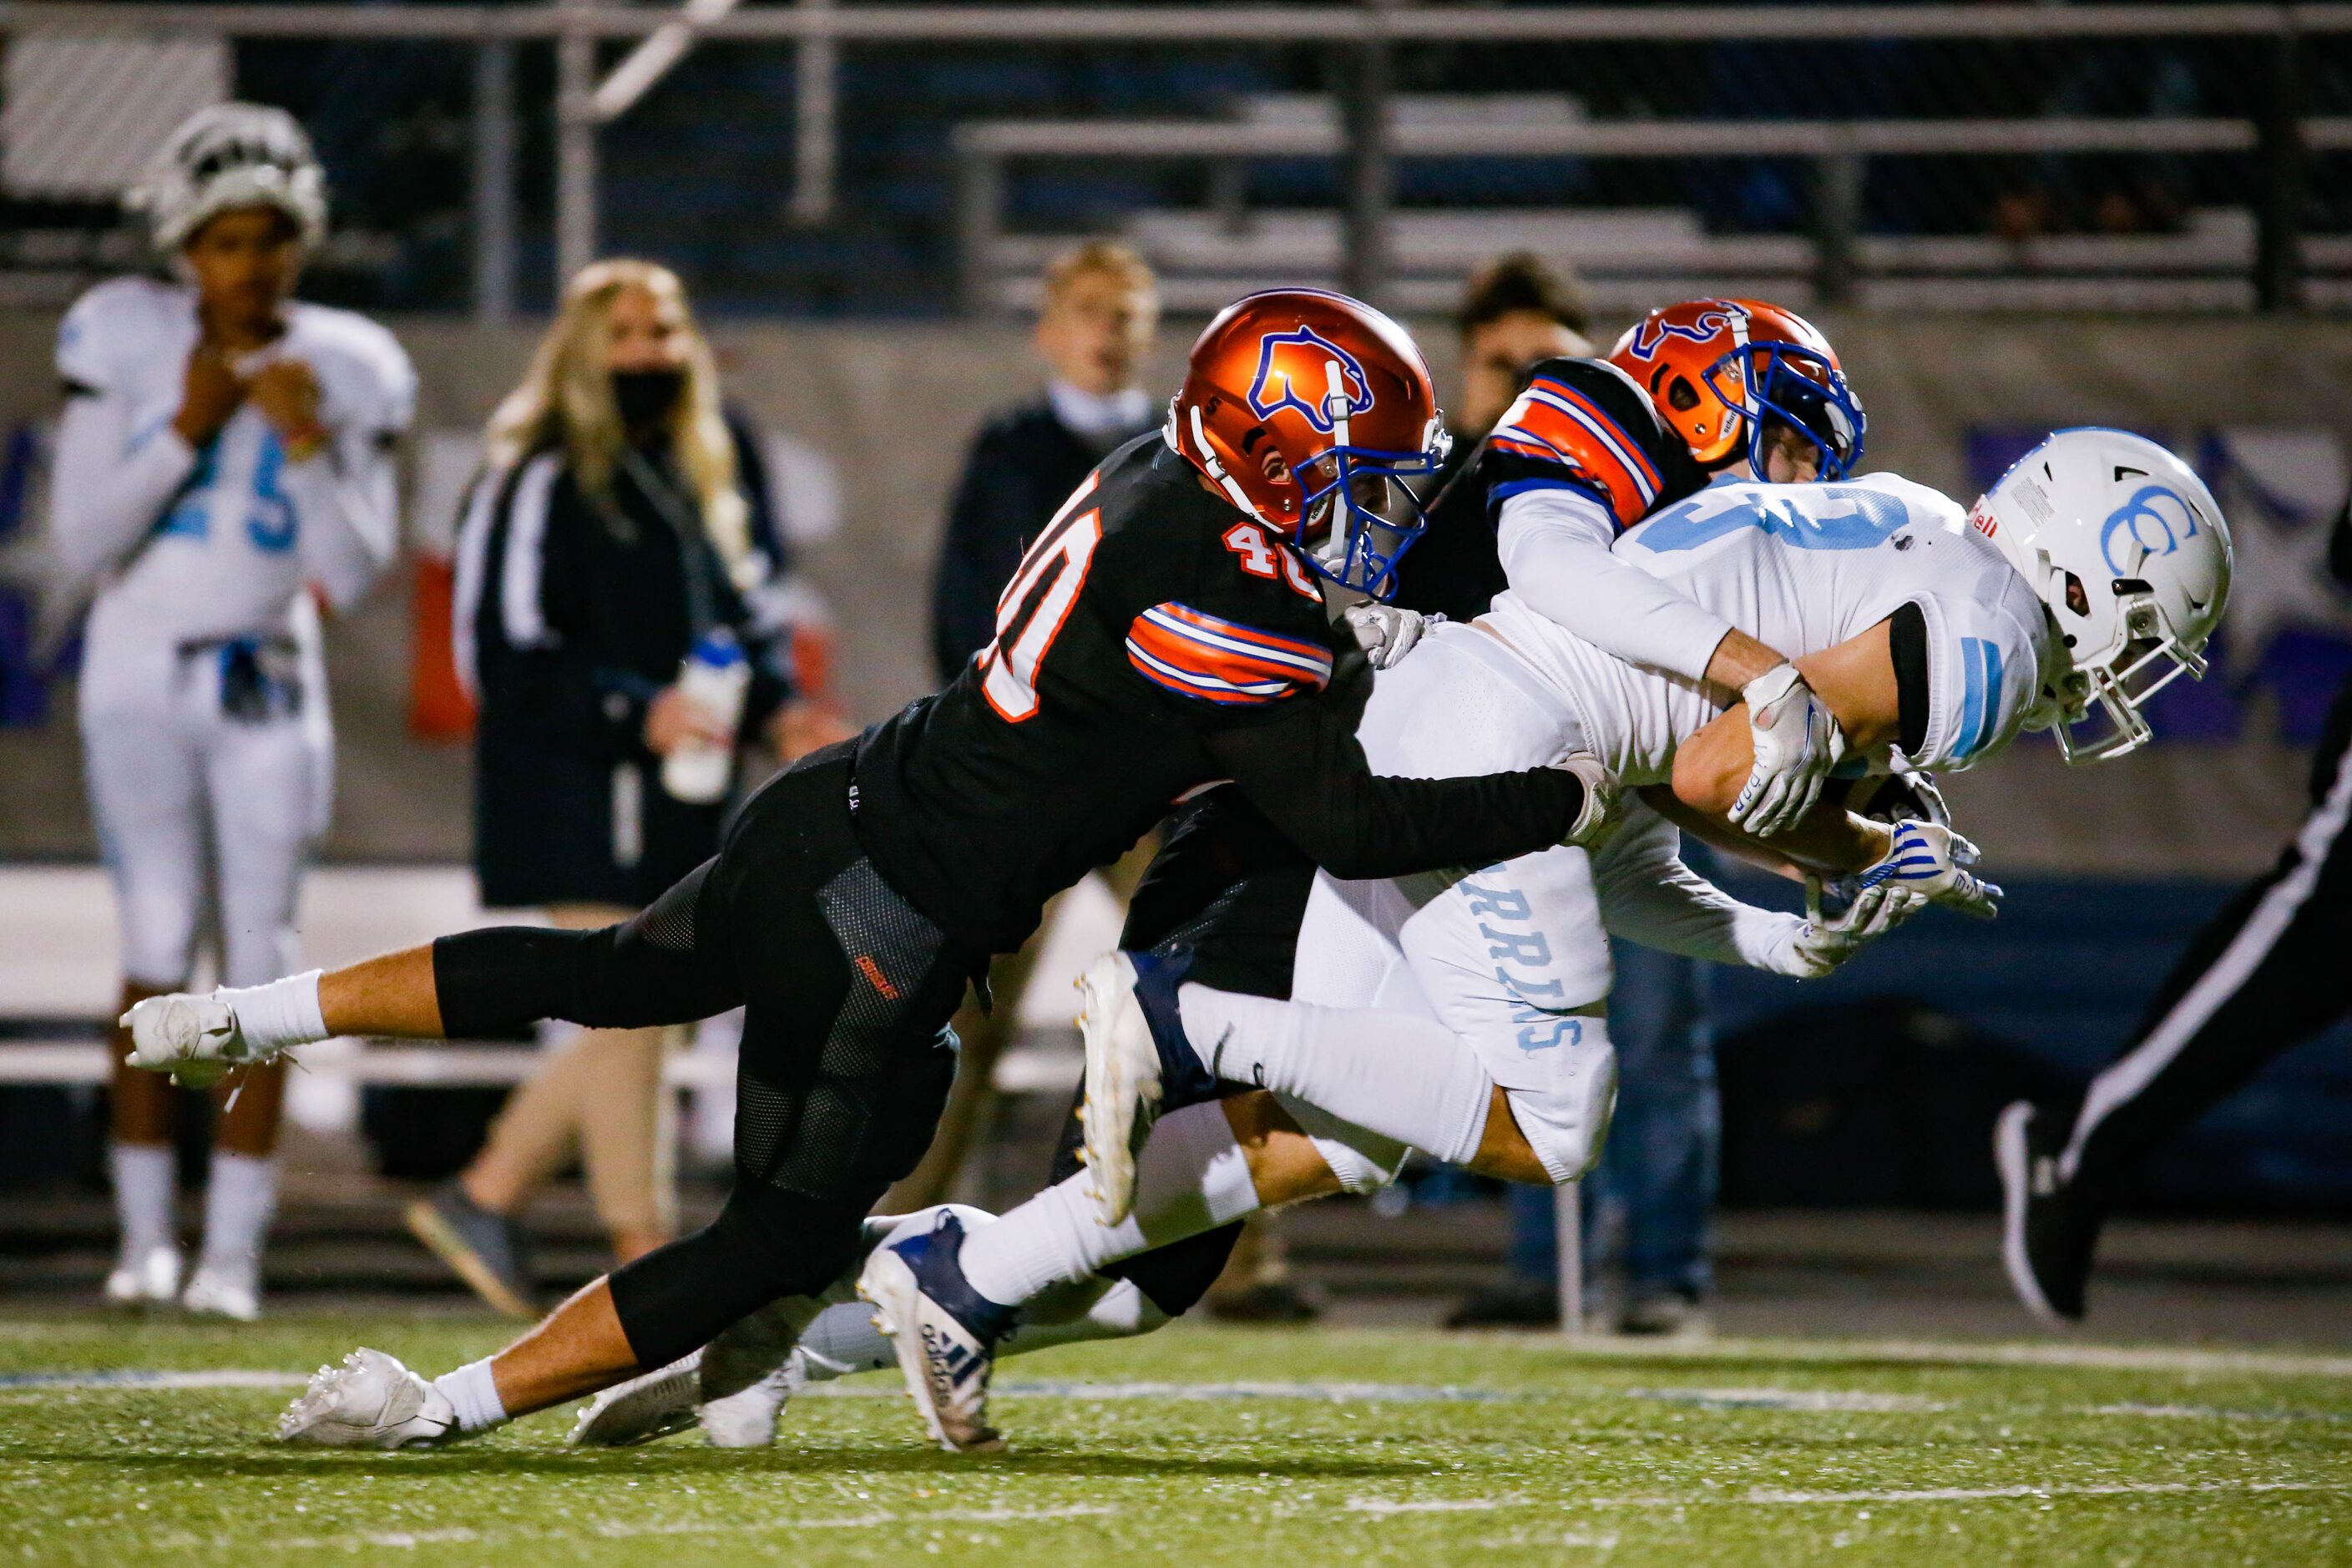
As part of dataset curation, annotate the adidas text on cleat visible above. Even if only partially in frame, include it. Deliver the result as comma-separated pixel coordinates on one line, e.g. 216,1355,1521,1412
1995,1100,2101,1328
859,1211,1015,1453
1075,953,1161,1226
569,1351,703,1448
278,1349,461,1449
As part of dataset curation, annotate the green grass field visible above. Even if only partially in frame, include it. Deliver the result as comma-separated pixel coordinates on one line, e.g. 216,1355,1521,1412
2,1310,2348,1566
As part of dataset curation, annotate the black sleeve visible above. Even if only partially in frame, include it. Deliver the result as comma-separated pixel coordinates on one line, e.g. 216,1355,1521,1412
1889,600,1930,756
1205,662,1584,880
473,477,661,761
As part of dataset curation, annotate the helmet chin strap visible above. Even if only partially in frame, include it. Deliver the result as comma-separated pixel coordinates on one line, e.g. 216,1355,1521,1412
1188,402,1267,522
1318,359,1356,569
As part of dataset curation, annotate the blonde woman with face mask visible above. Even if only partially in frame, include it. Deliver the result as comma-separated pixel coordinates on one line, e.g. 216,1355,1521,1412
408,260,839,1316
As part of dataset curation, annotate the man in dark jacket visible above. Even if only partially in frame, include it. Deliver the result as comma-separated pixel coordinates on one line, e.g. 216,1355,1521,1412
928,242,1160,684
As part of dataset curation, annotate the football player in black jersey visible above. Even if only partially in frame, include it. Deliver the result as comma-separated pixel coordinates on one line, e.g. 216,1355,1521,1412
122,288,1621,1451
852,297,1882,1450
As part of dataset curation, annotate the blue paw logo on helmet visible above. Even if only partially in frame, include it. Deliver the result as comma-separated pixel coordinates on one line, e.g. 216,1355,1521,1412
1622,301,1748,362
1247,327,1373,433
2101,484,2200,576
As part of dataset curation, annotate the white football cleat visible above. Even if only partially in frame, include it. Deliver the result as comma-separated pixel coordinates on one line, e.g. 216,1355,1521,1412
278,1349,460,1449
860,1211,1012,1453
104,1245,182,1308
569,1351,704,1448
180,1264,261,1323
700,1357,807,1449
1075,952,1162,1227
119,993,244,1089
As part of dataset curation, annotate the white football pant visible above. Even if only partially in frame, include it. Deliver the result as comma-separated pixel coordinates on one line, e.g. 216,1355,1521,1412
1293,622,1620,1184
79,611,330,991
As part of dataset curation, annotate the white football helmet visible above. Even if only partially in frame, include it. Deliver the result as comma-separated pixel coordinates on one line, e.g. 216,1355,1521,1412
129,102,326,253
1970,427,2231,764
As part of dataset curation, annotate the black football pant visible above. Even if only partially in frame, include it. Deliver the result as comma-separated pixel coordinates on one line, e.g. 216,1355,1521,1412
431,742,971,1369
2059,678,2352,1208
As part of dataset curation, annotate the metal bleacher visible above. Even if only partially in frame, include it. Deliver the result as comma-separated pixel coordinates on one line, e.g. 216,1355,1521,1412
958,90,2350,317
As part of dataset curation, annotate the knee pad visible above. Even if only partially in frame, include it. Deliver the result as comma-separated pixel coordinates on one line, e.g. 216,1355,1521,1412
607,1182,865,1370
1278,1097,1411,1195
115,878,201,991
1497,1019,1618,1185
1308,1132,1410,1196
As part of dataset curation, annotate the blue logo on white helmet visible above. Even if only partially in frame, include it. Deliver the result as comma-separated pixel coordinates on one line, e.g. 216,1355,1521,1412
2100,484,2199,576
1247,327,1373,434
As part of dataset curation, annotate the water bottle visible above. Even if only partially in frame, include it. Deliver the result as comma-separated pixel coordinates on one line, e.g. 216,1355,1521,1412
660,630,750,804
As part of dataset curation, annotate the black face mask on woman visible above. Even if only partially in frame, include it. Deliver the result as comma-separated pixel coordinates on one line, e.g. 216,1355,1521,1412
612,367,685,430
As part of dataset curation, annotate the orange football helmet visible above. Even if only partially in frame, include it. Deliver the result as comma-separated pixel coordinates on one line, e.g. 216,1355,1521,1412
1607,298,1866,480
1167,287,1449,601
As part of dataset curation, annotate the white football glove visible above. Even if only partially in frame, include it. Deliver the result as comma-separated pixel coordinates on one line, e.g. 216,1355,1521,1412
1551,751,1620,848
1343,602,1439,670
1731,663,1846,837
1847,818,2003,919
1770,880,1924,979
120,992,261,1089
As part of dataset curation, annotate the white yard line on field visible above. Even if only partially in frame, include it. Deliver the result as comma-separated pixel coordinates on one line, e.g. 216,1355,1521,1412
255,1504,1117,1553
1347,1479,2352,1517
1481,1334,2352,1379
0,1369,310,1392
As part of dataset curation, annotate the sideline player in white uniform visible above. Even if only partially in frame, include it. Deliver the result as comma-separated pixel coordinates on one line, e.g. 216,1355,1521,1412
53,104,414,1320
855,427,2231,1449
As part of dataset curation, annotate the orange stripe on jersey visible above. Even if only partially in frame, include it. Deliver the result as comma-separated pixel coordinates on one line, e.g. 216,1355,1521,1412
1490,378,1664,528
1125,602,1333,706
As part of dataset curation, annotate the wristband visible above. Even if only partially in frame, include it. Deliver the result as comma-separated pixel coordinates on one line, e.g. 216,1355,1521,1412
216,969,328,1056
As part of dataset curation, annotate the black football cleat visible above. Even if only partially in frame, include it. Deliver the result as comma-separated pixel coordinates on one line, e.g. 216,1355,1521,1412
1995,1100,2102,1327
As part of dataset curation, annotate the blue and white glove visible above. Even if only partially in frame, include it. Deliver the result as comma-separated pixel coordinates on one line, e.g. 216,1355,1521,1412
1773,881,1922,979
1343,603,1440,670
1731,663,1846,837
1847,818,2002,919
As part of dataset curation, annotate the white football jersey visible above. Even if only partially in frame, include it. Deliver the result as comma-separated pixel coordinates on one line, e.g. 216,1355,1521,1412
53,275,415,645
1479,471,2051,786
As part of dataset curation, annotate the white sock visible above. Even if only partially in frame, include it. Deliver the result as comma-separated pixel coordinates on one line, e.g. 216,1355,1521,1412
432,1358,508,1434
1004,1278,1168,1354
109,1142,177,1262
216,969,327,1056
1177,984,1492,1166
959,1100,1260,1308
795,1300,895,1381
791,1274,1171,1387
199,1151,278,1281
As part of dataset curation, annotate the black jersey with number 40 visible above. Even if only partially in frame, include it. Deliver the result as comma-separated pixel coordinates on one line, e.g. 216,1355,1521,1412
853,431,1588,955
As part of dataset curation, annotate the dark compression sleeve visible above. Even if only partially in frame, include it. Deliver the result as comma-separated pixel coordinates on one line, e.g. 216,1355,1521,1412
1206,682,1583,880
1889,601,1930,758
432,861,741,1035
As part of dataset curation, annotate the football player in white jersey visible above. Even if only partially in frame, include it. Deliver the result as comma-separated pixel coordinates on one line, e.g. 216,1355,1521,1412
853,427,2230,1449
53,104,415,1320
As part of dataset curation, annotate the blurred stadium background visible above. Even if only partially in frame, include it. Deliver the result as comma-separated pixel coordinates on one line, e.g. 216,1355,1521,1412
0,0,2349,1343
